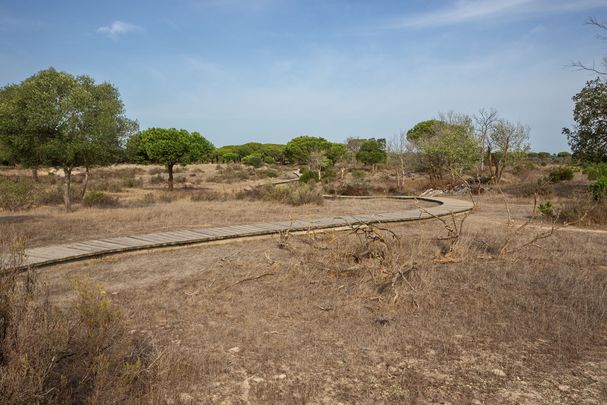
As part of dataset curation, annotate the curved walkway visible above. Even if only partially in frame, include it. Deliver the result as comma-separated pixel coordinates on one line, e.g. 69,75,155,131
11,196,473,270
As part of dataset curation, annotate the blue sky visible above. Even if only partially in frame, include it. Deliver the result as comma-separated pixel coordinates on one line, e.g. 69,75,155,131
1,0,607,151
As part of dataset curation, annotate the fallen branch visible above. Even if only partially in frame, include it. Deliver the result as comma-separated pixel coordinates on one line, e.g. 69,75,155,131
222,272,276,291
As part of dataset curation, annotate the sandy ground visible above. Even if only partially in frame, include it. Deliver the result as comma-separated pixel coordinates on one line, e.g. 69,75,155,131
33,194,607,404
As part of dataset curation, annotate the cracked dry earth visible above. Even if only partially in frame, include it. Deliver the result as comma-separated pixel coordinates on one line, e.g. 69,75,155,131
39,213,607,404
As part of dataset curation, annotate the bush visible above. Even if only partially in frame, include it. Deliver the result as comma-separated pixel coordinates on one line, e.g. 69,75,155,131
82,191,120,208
237,183,324,206
0,176,38,211
124,177,143,188
584,163,607,181
242,154,263,168
538,201,555,218
299,169,319,183
590,176,607,202
547,166,575,183
0,235,156,403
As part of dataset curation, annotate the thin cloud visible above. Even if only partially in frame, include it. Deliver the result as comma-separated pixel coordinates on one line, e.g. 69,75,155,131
390,0,607,29
97,20,142,39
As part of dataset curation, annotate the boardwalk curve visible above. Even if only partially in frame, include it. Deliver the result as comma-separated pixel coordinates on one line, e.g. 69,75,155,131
12,196,472,270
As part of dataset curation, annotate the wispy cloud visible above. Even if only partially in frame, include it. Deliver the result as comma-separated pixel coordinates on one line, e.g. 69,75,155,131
96,20,142,39
390,0,607,29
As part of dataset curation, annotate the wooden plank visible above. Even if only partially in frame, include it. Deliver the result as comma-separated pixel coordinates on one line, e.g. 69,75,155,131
12,195,473,270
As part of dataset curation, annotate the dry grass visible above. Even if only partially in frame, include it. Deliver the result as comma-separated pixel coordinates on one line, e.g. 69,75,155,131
35,201,607,404
1,197,432,248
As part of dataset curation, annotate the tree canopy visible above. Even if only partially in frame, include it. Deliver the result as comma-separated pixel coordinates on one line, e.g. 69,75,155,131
0,67,137,210
408,115,480,180
127,128,214,190
563,78,607,163
284,136,345,165
356,138,387,166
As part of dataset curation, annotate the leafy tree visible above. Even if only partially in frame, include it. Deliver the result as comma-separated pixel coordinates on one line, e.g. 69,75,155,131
127,128,214,190
408,114,480,180
356,138,387,168
0,68,137,211
563,78,607,163
406,120,440,142
487,119,530,183
0,69,72,181
346,137,365,163
284,136,332,164
327,143,347,163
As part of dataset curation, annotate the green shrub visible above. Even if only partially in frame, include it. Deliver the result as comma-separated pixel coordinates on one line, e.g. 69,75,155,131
299,169,319,183
538,201,555,218
590,176,607,202
242,154,263,168
82,191,120,208
221,152,240,163
124,178,143,188
547,166,575,183
0,176,39,211
584,163,607,181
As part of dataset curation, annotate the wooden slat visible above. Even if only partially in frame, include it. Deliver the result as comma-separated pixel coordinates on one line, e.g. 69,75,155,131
6,196,473,270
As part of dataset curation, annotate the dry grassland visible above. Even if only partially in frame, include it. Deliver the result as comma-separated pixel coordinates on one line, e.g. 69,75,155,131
33,198,607,404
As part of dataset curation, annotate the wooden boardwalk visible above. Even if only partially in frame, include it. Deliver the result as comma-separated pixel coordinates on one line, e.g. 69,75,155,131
9,196,473,270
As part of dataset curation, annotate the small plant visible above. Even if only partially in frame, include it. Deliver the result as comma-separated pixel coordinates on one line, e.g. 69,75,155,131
589,176,607,202
546,166,575,183
538,201,555,218
82,191,120,208
124,177,142,188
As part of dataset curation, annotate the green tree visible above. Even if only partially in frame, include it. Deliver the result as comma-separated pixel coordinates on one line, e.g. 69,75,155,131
563,78,607,163
284,136,332,164
0,69,72,181
127,128,214,191
406,120,440,143
408,114,480,180
0,68,137,211
356,138,387,168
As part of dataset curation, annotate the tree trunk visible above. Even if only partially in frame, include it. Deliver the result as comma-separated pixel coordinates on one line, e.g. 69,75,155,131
317,168,321,181
31,168,39,182
168,163,174,191
80,166,90,199
63,167,72,212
